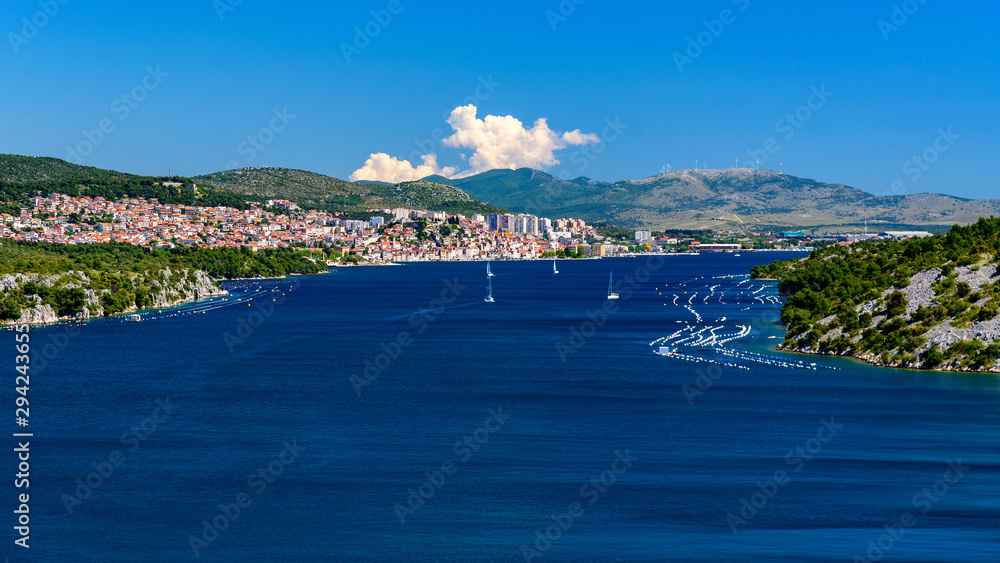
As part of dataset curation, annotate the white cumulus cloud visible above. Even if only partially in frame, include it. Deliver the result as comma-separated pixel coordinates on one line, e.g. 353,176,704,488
350,105,599,183
443,105,598,177
349,153,458,183
561,129,600,146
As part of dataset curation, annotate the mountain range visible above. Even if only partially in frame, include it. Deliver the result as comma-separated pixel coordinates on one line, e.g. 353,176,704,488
2,154,999,231
427,168,1000,231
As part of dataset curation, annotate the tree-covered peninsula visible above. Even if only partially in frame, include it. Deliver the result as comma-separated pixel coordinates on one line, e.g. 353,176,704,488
0,241,325,325
752,217,1000,372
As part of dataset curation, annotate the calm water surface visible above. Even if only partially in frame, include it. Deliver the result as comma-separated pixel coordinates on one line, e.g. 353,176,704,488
6,253,998,562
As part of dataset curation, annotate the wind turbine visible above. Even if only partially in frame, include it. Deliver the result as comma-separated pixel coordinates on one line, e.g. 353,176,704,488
756,159,759,170
695,159,698,170
780,163,783,173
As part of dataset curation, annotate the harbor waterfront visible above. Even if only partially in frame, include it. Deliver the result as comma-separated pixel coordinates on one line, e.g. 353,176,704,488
10,253,999,562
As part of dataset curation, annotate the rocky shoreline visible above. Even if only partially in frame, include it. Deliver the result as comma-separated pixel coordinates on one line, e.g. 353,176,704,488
781,262,1000,374
0,268,227,326
775,342,1000,374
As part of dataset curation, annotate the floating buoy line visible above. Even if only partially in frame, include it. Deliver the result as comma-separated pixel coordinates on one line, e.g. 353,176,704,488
651,275,839,372
0,280,298,329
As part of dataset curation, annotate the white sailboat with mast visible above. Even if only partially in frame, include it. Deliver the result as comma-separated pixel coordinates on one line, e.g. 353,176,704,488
607,271,619,300
553,259,558,275
486,261,494,277
484,274,495,303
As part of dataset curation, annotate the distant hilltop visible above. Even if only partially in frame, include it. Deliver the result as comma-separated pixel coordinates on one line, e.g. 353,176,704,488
2,154,1000,231
427,167,1000,231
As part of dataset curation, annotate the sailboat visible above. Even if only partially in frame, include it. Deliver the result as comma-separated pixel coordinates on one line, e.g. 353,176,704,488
553,259,558,275
487,261,494,277
484,275,495,303
607,271,619,300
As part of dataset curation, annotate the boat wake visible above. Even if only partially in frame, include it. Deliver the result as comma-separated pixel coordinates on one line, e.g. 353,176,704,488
649,275,838,372
381,301,482,322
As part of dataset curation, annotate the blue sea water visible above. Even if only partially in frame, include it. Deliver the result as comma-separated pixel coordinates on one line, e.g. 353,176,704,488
4,253,999,562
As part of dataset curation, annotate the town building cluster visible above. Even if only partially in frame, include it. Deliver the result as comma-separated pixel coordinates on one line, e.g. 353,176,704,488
0,193,621,261
1,192,928,260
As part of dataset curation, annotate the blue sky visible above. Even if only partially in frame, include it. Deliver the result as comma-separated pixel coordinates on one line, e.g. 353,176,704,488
2,0,998,198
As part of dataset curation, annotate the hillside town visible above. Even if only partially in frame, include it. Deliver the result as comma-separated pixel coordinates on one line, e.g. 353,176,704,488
0,191,626,262
0,190,936,263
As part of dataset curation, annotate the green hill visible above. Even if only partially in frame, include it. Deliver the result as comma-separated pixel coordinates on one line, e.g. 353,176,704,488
195,167,507,216
0,154,250,210
0,155,507,217
752,217,1000,372
0,240,324,325
0,154,139,183
424,169,602,213
429,168,1000,231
